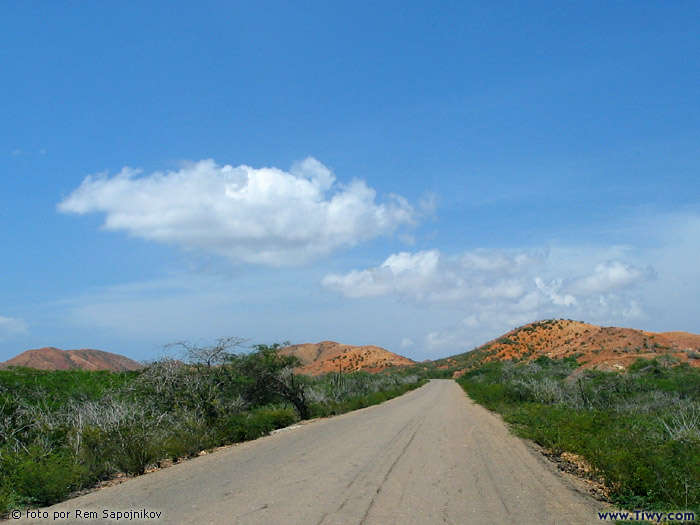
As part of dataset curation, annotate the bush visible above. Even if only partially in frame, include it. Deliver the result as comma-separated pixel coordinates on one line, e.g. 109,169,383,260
4,446,86,508
79,422,165,477
163,413,215,460
307,378,426,418
219,407,298,442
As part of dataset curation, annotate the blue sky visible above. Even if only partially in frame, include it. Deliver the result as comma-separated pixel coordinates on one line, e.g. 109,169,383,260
1,1,699,362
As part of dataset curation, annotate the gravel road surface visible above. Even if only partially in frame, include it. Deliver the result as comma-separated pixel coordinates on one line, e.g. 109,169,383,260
23,379,606,524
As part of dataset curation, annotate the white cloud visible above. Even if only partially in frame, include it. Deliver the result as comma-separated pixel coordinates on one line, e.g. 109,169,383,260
58,157,415,265
564,260,654,295
324,248,652,311
0,315,28,337
534,277,577,306
400,337,414,349
322,250,439,299
322,249,545,302
323,248,656,356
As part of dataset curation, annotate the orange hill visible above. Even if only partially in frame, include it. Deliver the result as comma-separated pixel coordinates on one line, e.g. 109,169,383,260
0,347,143,372
439,319,700,373
280,341,414,376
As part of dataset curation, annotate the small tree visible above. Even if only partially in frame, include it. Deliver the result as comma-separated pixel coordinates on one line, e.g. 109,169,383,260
156,337,248,422
166,337,247,369
235,344,309,419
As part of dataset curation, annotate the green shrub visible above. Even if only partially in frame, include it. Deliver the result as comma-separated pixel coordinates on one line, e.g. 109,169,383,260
219,406,298,442
4,446,86,508
163,414,215,460
107,426,166,476
79,423,165,477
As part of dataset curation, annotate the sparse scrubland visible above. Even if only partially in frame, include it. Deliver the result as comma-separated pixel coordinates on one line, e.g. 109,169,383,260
457,355,700,514
0,341,425,514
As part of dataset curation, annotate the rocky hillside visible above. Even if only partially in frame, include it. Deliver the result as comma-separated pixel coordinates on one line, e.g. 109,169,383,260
0,347,143,372
280,341,414,376
438,319,700,372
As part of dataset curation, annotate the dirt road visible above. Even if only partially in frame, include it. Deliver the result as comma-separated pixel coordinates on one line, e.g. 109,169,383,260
26,380,606,524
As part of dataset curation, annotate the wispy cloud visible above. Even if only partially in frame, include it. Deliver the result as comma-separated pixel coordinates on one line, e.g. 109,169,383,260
58,158,415,266
55,269,339,356
0,315,29,337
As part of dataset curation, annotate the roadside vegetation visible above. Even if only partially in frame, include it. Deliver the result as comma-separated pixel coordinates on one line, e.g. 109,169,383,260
0,340,425,514
457,355,700,514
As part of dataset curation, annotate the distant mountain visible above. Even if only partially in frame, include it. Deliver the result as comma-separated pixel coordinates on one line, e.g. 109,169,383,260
437,319,700,373
0,347,143,372
279,341,414,376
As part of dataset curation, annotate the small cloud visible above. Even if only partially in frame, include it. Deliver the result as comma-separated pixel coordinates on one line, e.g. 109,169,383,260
12,149,22,156
322,250,440,299
534,277,577,307
0,315,29,337
418,192,438,217
400,337,414,349
564,260,654,295
398,233,416,245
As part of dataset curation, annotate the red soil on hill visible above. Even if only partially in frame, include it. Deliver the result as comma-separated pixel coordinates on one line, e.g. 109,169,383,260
279,341,414,376
0,347,143,372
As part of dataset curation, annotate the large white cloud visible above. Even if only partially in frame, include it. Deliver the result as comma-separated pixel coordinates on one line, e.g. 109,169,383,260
58,158,415,265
